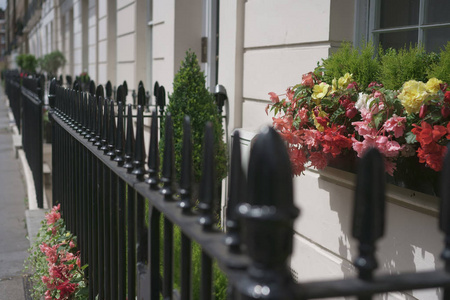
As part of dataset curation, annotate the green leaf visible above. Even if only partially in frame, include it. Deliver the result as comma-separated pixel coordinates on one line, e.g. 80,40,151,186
373,113,384,129
405,131,417,144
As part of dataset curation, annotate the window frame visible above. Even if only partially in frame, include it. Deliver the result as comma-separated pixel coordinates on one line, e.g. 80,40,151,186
354,0,450,51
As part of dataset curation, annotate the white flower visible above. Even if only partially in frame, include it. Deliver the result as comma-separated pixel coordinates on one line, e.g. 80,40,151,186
355,93,373,111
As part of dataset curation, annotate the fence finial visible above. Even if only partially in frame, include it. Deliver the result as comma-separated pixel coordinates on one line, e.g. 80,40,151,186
123,104,135,173
114,102,125,166
106,100,116,159
89,80,96,96
88,95,98,143
198,122,216,231
237,126,298,299
146,110,159,188
138,84,146,106
117,85,124,104
132,106,146,180
179,116,193,213
157,86,166,116
101,99,109,154
352,147,385,281
94,97,103,148
105,81,112,99
160,113,175,200
226,131,246,253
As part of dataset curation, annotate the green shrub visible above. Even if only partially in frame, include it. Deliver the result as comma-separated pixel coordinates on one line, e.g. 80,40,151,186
320,41,380,89
161,50,227,184
168,221,228,299
427,41,450,84
39,51,66,77
16,53,38,73
378,44,439,90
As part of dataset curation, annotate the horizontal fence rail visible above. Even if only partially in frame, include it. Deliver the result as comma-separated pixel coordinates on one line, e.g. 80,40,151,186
49,78,450,300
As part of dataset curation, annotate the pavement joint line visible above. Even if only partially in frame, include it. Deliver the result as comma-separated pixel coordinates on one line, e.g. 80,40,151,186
0,275,26,282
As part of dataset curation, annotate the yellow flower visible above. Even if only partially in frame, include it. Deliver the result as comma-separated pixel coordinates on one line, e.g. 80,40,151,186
311,82,330,104
331,78,338,93
312,108,328,132
338,73,353,89
425,78,442,94
398,80,429,114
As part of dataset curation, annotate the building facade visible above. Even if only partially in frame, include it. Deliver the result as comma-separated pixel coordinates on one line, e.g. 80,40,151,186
7,1,450,299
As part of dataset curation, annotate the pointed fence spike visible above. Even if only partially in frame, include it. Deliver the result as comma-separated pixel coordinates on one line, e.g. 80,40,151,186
89,80,96,96
100,98,109,153
153,81,159,108
237,126,299,298
198,122,216,231
440,145,450,272
123,104,135,172
179,116,193,214
157,86,166,115
114,102,126,166
94,97,103,148
160,113,175,200
89,95,98,143
146,110,159,188
138,85,146,106
96,85,104,101
352,147,385,281
105,81,112,98
83,93,91,138
106,100,116,158
117,85,124,104
132,106,146,180
225,131,246,253
123,80,128,96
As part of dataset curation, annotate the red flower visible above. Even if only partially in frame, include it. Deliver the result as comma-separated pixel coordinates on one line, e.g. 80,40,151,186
419,105,428,119
289,148,307,176
444,91,450,104
309,152,327,169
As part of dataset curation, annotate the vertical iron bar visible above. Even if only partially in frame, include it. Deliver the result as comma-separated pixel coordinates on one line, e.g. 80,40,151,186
127,185,136,300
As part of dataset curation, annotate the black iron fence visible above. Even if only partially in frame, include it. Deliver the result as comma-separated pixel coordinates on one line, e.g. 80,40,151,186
49,77,450,299
21,76,44,208
5,70,22,132
5,72,44,208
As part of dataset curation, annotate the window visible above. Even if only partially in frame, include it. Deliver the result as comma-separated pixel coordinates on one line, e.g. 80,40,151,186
355,0,450,52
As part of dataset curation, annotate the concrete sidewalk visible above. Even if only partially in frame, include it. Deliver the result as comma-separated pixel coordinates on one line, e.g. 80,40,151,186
0,91,29,299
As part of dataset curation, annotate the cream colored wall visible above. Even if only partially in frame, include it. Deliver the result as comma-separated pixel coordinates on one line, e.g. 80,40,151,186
219,0,354,133
151,0,175,95
87,0,97,81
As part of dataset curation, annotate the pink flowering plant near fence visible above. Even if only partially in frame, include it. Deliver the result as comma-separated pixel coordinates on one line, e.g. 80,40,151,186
267,72,450,177
25,204,88,300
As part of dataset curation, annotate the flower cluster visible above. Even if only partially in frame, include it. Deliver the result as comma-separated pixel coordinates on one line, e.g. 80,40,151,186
25,204,87,300
267,72,450,176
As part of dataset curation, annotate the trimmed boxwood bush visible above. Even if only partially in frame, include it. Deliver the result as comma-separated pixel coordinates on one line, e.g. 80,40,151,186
161,50,227,184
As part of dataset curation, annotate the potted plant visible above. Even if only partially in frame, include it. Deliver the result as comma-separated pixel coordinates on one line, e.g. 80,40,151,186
267,42,450,196
38,51,66,79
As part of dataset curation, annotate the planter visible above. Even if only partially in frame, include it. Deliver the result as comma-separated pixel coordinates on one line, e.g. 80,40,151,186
328,152,441,197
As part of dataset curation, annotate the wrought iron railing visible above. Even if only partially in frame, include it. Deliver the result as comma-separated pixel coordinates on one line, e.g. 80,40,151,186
48,77,450,300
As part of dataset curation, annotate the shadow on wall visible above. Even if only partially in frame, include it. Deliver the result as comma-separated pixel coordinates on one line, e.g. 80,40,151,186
318,172,444,299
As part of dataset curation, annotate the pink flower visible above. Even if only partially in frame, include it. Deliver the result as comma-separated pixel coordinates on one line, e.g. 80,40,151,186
268,92,279,103
383,115,406,138
384,159,397,176
301,72,314,88
352,121,376,136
